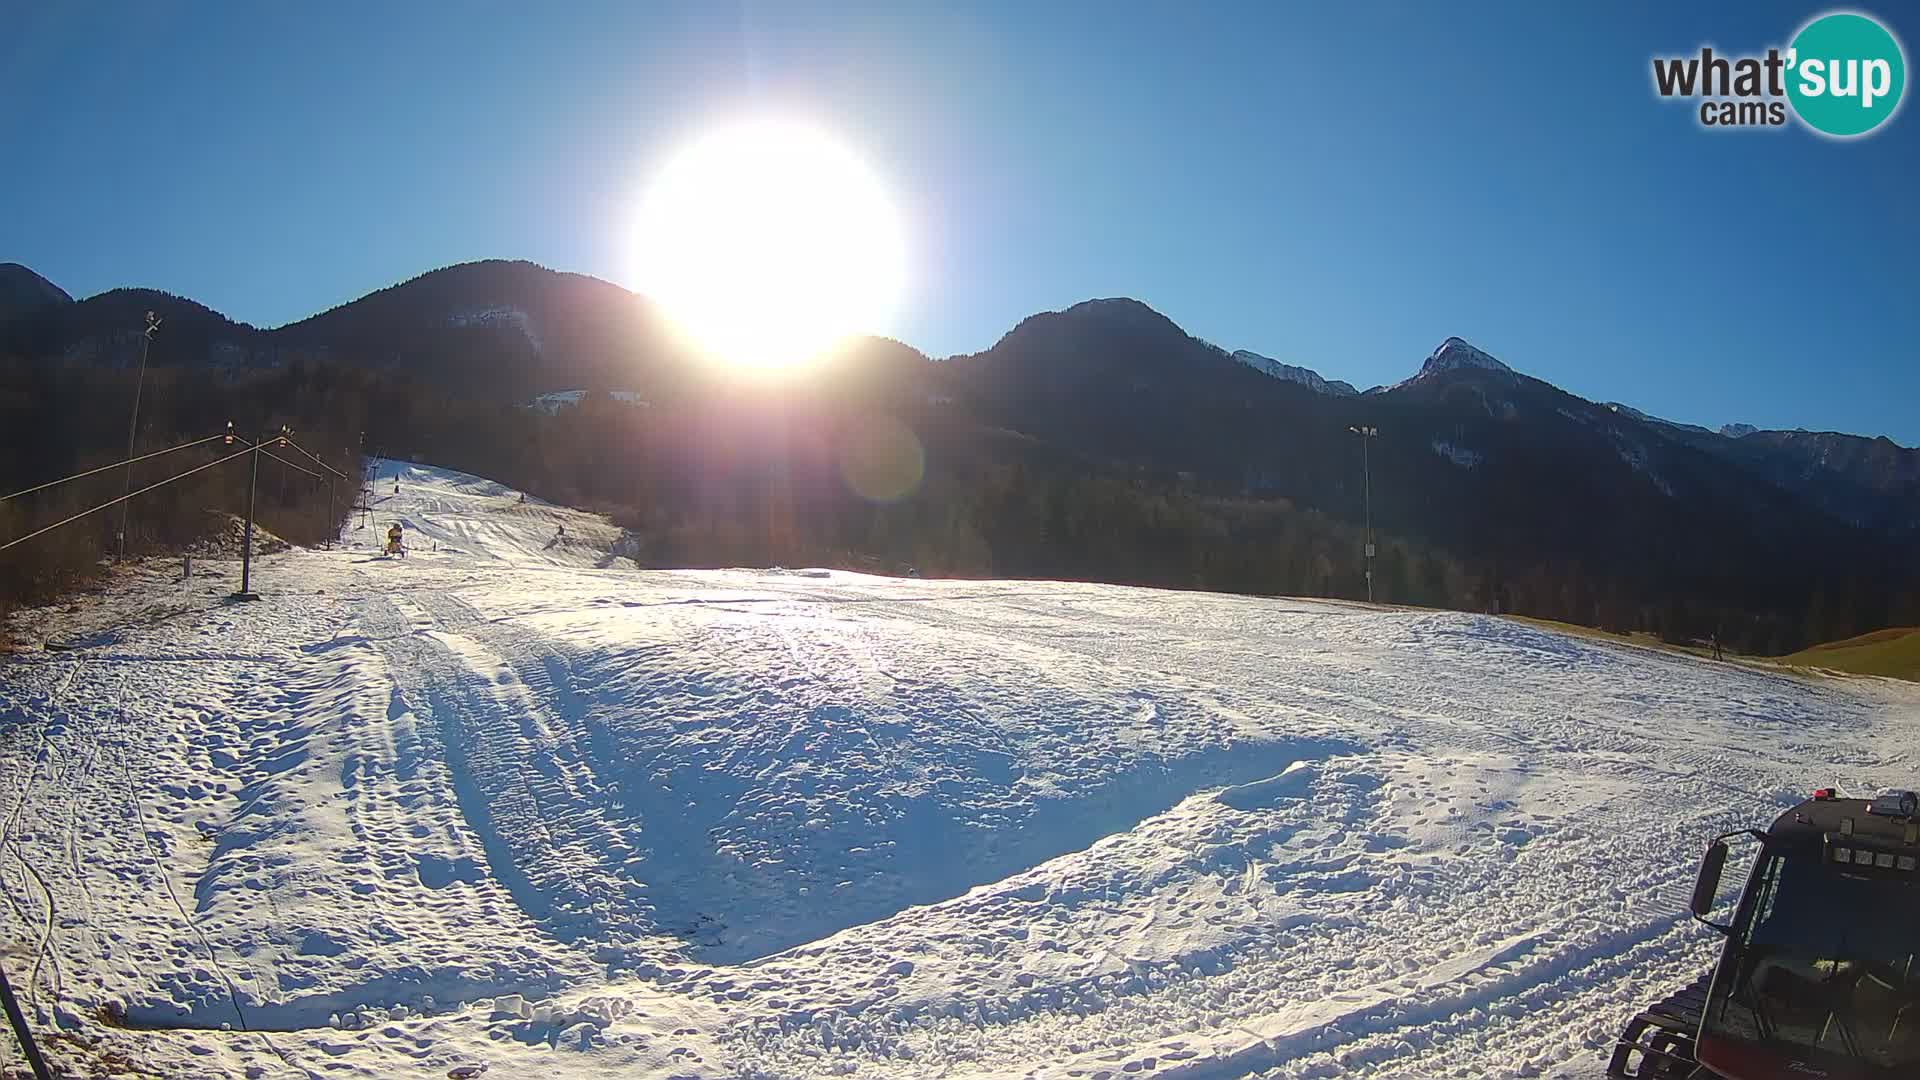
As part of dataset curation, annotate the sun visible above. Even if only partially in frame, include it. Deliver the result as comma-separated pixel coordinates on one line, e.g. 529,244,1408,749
632,118,907,371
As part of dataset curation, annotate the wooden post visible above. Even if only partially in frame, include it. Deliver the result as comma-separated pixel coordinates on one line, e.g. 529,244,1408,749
236,436,261,599
0,962,53,1080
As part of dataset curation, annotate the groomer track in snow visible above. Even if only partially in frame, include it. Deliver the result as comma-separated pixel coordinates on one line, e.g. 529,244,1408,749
1,460,1915,1078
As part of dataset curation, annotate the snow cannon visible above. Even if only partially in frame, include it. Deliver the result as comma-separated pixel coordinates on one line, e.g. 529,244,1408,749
1608,788,1920,1078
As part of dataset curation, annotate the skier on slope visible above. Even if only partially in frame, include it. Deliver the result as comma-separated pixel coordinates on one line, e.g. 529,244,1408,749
386,522,405,557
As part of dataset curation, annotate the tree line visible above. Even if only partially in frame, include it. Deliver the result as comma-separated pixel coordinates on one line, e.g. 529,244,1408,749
0,361,360,630
6,354,1909,656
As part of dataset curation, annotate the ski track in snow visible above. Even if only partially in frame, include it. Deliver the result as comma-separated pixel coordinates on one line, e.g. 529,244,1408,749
0,458,1915,1079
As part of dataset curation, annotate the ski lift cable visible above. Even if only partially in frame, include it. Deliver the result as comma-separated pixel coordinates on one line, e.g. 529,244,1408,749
0,432,227,505
0,445,254,553
255,449,323,481
274,435,351,479
230,437,325,481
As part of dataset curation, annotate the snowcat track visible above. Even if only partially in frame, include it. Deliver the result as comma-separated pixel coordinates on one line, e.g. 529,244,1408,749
1607,971,1712,1078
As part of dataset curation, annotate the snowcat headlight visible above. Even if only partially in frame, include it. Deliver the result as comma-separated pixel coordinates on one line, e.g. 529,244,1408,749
1834,846,1853,863
1899,855,1918,872
1867,790,1919,818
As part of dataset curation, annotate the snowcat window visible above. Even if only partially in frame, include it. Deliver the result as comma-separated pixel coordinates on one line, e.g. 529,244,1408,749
1704,853,1920,1072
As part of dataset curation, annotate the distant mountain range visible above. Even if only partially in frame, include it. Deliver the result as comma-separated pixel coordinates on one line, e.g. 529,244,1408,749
0,261,683,397
4,258,1915,640
947,297,1916,536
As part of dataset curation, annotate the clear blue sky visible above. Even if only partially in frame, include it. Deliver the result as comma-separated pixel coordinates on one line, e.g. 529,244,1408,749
4,2,1915,441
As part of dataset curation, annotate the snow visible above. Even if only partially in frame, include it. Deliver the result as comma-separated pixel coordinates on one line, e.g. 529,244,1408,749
3,460,1917,1079
1400,337,1514,387
450,306,543,352
1429,439,1484,469
527,390,651,415
1603,404,1770,444
1229,352,1359,397
1603,403,1716,439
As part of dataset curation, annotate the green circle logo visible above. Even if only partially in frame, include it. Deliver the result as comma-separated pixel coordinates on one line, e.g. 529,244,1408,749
1787,12,1906,137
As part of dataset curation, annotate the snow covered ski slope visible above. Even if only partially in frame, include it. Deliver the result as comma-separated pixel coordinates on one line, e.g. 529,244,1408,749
1,459,1915,1079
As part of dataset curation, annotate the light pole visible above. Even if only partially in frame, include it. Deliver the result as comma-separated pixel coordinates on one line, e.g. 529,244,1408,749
117,311,162,559
1348,425,1378,603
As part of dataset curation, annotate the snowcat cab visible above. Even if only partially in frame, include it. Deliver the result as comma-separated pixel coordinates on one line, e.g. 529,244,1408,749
1609,788,1920,1079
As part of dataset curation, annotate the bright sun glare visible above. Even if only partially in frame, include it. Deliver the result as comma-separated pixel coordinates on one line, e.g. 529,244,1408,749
633,118,907,371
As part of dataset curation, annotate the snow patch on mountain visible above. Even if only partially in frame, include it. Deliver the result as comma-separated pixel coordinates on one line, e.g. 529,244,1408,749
1605,402,1715,438
450,305,543,352
1230,350,1358,396
527,390,650,415
1431,439,1484,468
1405,337,1514,385
1398,345,1761,453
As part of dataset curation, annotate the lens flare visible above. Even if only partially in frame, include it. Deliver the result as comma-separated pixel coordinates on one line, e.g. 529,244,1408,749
840,416,925,503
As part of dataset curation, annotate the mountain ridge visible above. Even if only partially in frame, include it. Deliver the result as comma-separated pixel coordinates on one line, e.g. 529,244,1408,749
2,259,1913,543
0,262,73,322
3,258,1907,451
4,257,1916,657
1229,349,1359,397
1405,336,1516,384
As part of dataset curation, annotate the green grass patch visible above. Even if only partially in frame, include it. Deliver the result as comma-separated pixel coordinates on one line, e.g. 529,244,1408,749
1784,627,1920,681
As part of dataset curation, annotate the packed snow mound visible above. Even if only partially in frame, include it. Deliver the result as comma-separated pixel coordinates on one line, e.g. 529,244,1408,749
186,511,291,556
2,460,1916,1079
1215,760,1316,810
